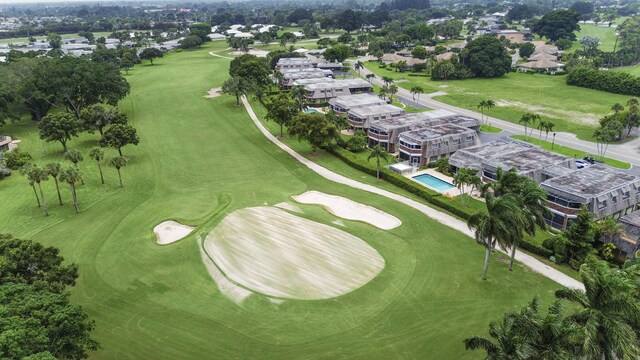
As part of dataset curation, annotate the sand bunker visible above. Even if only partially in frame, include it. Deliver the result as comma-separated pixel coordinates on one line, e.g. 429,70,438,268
274,202,302,213
203,206,384,300
204,87,222,98
293,191,401,230
154,221,195,245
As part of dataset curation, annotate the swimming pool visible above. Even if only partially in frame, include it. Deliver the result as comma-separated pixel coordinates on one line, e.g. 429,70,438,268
412,174,456,191
304,109,320,114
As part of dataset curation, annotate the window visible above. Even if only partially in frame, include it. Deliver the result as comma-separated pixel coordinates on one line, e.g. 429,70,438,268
467,135,474,141
623,191,630,200
444,141,449,147
612,195,618,204
433,143,440,149
598,200,607,210
453,139,461,145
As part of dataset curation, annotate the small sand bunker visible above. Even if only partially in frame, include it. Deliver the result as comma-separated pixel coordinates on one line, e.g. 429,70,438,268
154,220,195,245
203,206,384,300
204,87,222,98
293,191,401,230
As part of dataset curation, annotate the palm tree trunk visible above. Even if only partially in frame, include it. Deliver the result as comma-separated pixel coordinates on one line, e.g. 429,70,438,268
97,162,104,184
53,177,63,205
280,124,283,138
37,182,48,216
376,160,381,179
118,148,123,157
31,183,41,207
75,164,85,185
117,168,123,187
482,245,491,280
509,242,517,271
71,184,79,213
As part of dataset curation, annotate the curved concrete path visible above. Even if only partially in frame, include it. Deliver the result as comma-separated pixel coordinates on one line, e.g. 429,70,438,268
241,95,584,290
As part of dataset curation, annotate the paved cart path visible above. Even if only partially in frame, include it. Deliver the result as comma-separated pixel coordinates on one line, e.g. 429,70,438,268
241,95,584,291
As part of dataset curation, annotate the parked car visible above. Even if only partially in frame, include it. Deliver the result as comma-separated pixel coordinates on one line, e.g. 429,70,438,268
575,159,591,169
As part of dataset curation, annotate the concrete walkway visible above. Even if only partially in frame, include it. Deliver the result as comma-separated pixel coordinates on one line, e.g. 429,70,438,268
241,95,584,290
353,58,640,168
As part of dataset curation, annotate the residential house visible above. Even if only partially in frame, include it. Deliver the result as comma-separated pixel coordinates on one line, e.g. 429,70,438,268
293,78,372,102
279,68,333,88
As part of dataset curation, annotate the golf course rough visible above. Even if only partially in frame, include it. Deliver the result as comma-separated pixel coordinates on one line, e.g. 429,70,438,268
203,206,385,300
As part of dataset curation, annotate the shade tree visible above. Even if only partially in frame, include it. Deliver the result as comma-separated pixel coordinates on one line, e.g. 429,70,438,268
100,124,140,157
80,103,128,136
288,113,339,154
38,112,83,152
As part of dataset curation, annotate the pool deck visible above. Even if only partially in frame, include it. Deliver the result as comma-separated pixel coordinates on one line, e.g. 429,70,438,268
406,169,460,196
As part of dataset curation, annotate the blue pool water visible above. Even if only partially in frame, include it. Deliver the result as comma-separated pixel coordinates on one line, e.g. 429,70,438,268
412,174,456,191
304,109,320,114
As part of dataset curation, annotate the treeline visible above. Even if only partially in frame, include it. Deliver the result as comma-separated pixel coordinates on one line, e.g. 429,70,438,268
0,233,99,359
567,68,640,96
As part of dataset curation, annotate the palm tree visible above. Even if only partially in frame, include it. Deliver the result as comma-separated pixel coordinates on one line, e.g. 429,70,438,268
464,310,533,359
410,86,424,102
612,103,624,113
365,73,375,83
467,192,524,280
110,156,128,187
19,164,40,208
381,76,393,86
64,149,84,185
279,37,287,48
519,113,540,140
22,164,50,216
354,60,364,75
89,147,105,184
45,162,63,205
555,260,640,360
485,100,496,124
594,217,624,247
378,85,388,101
388,84,398,103
290,85,306,111
367,145,390,179
509,178,550,271
542,121,555,142
477,100,488,125
59,165,82,213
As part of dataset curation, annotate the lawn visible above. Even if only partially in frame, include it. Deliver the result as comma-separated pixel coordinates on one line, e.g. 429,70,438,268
510,135,631,169
570,23,619,52
617,64,640,77
364,62,633,141
0,43,565,359
480,124,503,133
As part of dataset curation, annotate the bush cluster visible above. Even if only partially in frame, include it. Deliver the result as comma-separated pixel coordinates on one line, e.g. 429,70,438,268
567,67,640,96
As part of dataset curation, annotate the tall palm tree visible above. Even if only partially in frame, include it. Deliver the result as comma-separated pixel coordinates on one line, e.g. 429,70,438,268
19,164,40,208
509,178,550,271
594,217,624,245
367,145,390,179
89,147,105,184
59,165,82,213
464,310,534,359
365,73,375,83
64,149,84,185
519,113,540,140
27,165,50,216
467,192,524,280
290,85,306,112
381,76,393,86
388,84,398,103
378,85,388,101
110,156,128,188
45,162,63,205
354,60,364,75
410,86,423,102
556,260,640,360
542,121,555,142
477,100,488,124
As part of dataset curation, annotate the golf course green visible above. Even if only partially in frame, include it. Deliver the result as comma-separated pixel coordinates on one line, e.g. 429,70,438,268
0,42,562,359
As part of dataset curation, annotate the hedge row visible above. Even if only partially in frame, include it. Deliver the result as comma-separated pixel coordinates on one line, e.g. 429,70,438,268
567,67,640,96
328,146,554,259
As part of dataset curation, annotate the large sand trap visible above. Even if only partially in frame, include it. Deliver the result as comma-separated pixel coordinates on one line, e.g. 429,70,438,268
154,221,195,245
293,191,401,230
203,206,384,300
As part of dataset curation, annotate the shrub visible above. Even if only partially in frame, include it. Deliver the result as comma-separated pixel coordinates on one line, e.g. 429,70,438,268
556,39,573,50
567,67,640,96
4,149,32,170
519,239,554,258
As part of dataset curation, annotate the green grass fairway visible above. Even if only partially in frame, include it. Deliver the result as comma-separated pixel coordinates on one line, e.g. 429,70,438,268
479,124,503,133
571,23,618,52
0,43,566,359
365,62,633,141
617,64,640,77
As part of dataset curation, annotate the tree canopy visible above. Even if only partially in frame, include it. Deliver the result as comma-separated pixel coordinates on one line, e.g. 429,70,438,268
532,10,581,42
464,36,512,78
